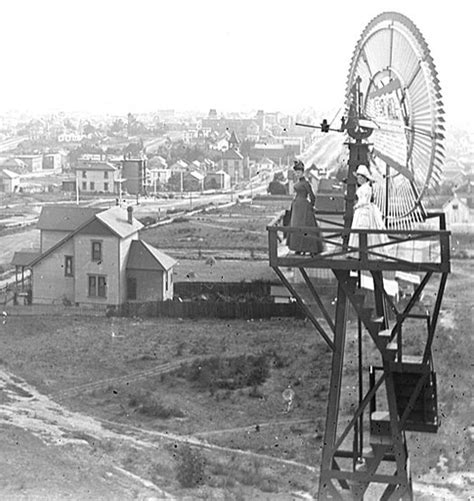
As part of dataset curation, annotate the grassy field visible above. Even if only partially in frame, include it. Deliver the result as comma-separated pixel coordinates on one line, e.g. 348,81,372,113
0,196,472,497
140,198,290,251
0,259,472,498
0,315,331,497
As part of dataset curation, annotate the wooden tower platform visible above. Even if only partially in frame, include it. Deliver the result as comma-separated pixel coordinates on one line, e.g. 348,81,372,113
267,214,450,500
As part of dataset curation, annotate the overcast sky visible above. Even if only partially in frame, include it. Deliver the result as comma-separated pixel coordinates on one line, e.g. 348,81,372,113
0,0,471,128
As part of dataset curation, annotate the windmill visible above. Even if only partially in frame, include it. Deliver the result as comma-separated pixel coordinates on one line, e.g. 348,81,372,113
269,12,450,500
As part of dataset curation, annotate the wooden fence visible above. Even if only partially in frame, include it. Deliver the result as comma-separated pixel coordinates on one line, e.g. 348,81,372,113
109,300,303,320
174,281,273,299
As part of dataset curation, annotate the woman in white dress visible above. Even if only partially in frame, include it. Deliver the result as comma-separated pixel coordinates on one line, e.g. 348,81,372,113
348,165,388,259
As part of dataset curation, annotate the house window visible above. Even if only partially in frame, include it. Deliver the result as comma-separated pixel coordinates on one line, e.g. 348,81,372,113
90,181,95,191
88,275,107,297
223,160,228,168
82,171,87,178
82,182,87,190
104,171,109,179
91,241,102,262
234,160,239,168
104,182,109,191
452,204,458,210
165,273,169,291
127,277,137,300
65,256,73,277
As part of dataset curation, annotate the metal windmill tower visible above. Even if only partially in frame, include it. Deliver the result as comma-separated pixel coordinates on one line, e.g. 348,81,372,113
268,12,450,500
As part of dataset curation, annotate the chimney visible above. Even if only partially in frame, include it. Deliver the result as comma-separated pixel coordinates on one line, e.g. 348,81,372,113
127,205,133,224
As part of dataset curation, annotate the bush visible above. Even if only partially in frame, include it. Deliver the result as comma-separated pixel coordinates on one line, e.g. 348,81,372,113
128,391,185,419
174,444,206,488
185,354,269,391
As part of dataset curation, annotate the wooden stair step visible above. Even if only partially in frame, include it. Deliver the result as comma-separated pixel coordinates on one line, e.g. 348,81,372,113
378,329,392,339
370,411,391,436
370,316,385,324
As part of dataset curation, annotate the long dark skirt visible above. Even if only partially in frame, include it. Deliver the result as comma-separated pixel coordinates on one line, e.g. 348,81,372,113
287,198,324,253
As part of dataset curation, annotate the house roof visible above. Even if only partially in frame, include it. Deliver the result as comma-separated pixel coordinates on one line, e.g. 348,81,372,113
11,250,41,267
207,170,229,177
222,149,243,160
31,206,143,268
170,160,188,170
186,171,205,180
37,206,102,231
0,158,27,170
127,240,177,271
0,168,20,178
96,206,143,238
442,196,469,210
76,162,117,171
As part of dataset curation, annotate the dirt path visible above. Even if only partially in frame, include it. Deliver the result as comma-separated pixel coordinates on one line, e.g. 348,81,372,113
0,367,175,499
1,366,473,499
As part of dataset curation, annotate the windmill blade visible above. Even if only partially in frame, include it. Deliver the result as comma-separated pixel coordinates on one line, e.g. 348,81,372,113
345,12,445,228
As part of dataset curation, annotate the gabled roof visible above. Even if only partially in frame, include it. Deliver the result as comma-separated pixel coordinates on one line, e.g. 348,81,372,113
170,160,188,170
76,162,117,171
207,169,229,177
442,195,469,210
31,206,143,267
37,206,102,231
222,149,243,160
11,250,41,267
186,170,205,180
0,168,20,178
96,206,143,238
127,240,177,271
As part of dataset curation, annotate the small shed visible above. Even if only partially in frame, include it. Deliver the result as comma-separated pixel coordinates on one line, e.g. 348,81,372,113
126,240,177,301
0,168,21,193
443,195,470,225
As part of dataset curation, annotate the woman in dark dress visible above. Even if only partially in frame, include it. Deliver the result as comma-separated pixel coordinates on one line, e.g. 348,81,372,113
288,160,324,255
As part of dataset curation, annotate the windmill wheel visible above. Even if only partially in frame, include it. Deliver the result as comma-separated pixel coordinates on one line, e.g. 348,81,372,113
345,12,445,229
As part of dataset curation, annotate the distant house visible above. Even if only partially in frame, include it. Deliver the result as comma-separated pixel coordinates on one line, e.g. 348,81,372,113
16,154,43,172
148,168,171,193
204,170,231,190
28,205,176,306
58,132,83,143
76,162,119,194
169,170,204,192
42,152,62,171
442,195,470,225
169,159,189,171
0,157,28,174
183,171,205,192
0,168,21,193
218,148,244,184
122,158,147,195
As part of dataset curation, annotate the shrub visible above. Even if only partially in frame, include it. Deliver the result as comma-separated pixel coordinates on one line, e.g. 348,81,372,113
174,444,206,488
184,354,269,391
128,391,185,419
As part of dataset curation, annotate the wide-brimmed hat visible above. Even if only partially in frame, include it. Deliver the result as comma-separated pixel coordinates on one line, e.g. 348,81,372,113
355,164,374,181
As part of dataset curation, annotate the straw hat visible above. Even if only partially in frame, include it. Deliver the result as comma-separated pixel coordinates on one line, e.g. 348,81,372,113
355,164,374,181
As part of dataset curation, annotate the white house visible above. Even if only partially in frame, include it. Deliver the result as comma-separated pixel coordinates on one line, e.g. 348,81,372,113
76,162,119,194
0,168,21,193
29,205,176,306
443,195,470,225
